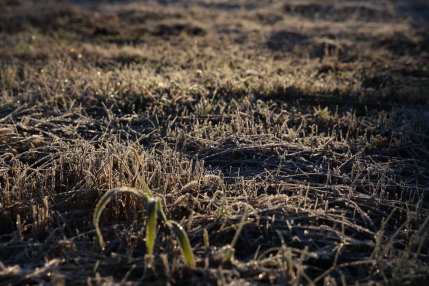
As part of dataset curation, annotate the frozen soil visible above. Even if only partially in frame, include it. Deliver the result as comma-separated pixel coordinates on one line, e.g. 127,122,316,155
0,0,428,285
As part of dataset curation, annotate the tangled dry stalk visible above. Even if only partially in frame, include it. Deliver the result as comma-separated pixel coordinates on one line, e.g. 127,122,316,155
0,0,428,285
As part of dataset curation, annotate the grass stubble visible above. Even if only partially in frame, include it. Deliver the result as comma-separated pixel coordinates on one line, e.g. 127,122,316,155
0,0,428,285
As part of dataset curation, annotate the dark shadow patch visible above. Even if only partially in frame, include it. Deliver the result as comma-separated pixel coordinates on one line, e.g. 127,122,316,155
92,25,120,37
361,74,394,90
117,9,184,24
283,2,394,22
152,22,206,37
1,0,23,6
307,38,353,60
266,30,308,52
194,0,268,11
331,4,394,22
0,5,84,34
267,32,354,60
376,34,429,56
392,0,429,24
215,23,249,43
283,2,332,19
252,12,283,25
0,4,121,38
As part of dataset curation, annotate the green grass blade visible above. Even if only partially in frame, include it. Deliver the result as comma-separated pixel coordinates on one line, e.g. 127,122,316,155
93,187,146,250
167,221,196,268
146,198,158,258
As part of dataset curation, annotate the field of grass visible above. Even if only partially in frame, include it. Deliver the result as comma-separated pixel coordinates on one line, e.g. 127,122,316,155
1,0,428,285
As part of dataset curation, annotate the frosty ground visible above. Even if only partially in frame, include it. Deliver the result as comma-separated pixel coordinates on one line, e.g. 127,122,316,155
0,0,428,285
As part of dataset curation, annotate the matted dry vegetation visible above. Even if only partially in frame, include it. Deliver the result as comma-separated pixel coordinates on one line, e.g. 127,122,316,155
0,0,428,285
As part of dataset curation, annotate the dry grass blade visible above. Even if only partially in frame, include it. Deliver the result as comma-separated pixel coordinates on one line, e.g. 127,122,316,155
93,187,146,250
1,0,429,284
132,148,154,199
224,206,249,263
141,180,154,199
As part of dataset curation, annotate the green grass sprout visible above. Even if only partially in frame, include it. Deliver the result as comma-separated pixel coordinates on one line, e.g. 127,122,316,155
93,186,195,268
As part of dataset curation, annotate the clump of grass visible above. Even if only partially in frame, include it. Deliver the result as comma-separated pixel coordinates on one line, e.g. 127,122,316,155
93,178,250,271
93,185,195,268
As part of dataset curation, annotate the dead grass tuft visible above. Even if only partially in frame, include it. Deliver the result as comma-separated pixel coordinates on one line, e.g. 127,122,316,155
0,0,428,285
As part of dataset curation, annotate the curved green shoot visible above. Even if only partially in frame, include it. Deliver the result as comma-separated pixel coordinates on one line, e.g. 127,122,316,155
167,221,196,268
93,185,195,269
93,187,146,250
